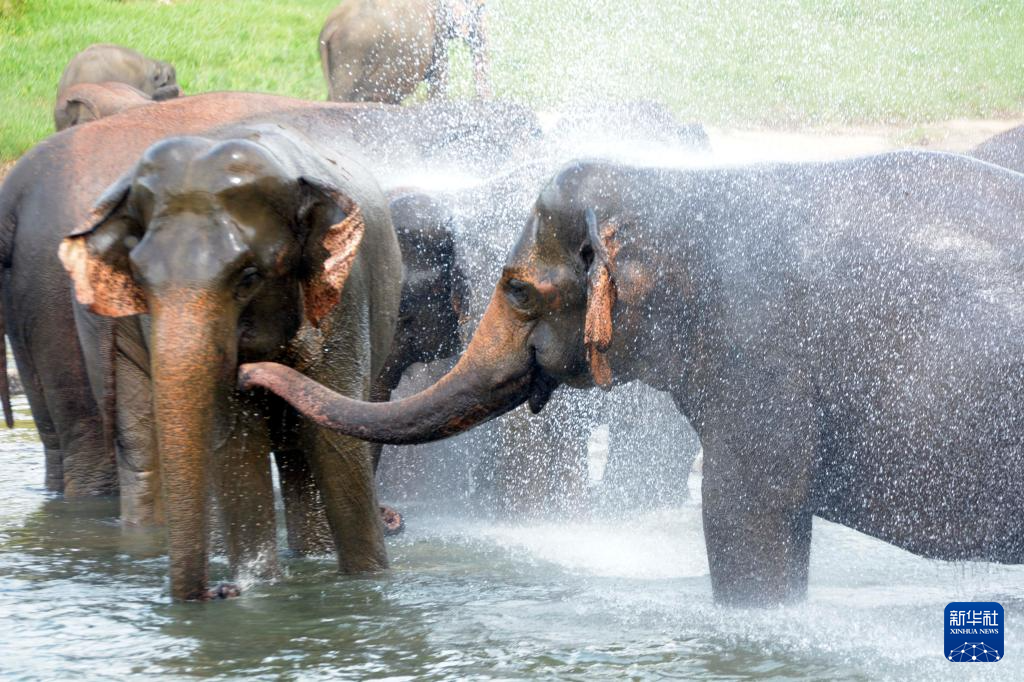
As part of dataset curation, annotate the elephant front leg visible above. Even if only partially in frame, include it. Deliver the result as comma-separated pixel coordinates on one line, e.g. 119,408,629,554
113,318,163,526
274,449,334,556
214,407,279,586
702,496,812,606
305,428,388,573
695,379,818,606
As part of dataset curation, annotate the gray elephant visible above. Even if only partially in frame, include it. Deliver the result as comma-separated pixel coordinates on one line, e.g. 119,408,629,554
59,123,402,601
319,0,490,103
57,44,182,104
243,152,1024,606
377,191,469,399
54,82,156,131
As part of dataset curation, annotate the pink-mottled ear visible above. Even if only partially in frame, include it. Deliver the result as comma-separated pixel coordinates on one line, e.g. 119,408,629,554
583,208,618,390
299,181,366,327
58,178,147,318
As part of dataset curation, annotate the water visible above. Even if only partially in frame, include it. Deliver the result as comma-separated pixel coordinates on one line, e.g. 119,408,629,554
1,394,1022,680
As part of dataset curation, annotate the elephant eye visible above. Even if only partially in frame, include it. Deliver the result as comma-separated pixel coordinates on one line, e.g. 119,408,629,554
504,278,534,310
235,266,263,300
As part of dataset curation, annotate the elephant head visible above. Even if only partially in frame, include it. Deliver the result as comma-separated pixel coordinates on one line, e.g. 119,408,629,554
376,191,470,393
149,60,182,101
240,161,636,444
59,131,370,600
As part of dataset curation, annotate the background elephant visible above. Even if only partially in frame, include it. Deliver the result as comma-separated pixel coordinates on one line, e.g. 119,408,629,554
970,124,1024,172
319,0,490,103
57,43,182,103
60,123,402,601
245,152,1024,607
376,191,469,401
54,81,156,131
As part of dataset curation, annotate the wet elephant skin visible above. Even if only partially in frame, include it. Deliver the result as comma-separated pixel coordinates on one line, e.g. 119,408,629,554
243,152,1024,606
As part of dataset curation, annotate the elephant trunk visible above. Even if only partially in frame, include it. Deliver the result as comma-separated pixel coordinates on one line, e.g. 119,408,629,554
240,293,544,445
150,289,235,601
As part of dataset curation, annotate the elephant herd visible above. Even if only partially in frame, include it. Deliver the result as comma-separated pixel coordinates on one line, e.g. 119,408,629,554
7,3,1024,607
53,0,489,130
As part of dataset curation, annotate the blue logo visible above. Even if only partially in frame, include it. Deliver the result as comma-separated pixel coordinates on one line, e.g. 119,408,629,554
945,602,1003,662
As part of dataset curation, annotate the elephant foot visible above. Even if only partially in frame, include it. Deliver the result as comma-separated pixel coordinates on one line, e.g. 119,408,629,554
380,505,405,536
188,583,242,601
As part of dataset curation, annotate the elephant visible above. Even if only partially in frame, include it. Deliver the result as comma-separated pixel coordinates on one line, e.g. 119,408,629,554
241,152,1024,606
56,44,182,104
377,191,469,399
549,100,711,155
319,0,490,104
54,82,156,131
971,124,1024,173
371,190,470,533
58,122,402,601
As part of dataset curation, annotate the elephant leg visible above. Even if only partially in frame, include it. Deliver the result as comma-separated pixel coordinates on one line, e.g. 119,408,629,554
696,382,818,606
213,405,278,582
274,449,333,556
491,391,592,519
8,337,63,490
305,426,387,572
112,317,162,526
702,495,812,606
48,382,114,497
7,316,113,495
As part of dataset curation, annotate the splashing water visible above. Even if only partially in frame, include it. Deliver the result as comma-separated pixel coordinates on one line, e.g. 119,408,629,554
2,391,1023,679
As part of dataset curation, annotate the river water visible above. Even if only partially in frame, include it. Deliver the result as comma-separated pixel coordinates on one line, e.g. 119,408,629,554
0,393,1021,680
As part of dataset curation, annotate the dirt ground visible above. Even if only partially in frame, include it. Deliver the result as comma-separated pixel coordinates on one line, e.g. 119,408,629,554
708,117,1024,162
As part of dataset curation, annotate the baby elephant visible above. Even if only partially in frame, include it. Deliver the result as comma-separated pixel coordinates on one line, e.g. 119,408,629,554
57,43,182,103
54,82,156,131
320,0,490,103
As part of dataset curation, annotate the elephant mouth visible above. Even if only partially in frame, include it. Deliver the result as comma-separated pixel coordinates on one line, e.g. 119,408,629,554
526,361,559,414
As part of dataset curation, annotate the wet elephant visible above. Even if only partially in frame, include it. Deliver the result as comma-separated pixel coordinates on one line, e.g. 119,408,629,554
59,123,402,601
376,191,469,402
57,44,182,104
319,0,490,103
54,82,156,131
243,152,1024,606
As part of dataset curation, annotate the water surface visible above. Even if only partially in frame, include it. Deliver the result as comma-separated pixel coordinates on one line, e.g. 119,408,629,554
0,395,1020,680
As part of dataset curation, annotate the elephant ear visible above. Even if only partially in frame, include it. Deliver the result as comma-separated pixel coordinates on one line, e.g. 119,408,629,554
583,207,618,390
58,177,148,318
298,178,366,328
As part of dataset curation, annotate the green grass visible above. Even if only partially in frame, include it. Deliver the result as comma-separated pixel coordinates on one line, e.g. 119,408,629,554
2,0,1024,161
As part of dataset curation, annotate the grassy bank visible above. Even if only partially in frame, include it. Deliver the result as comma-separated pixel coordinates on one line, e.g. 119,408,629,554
2,0,1023,161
